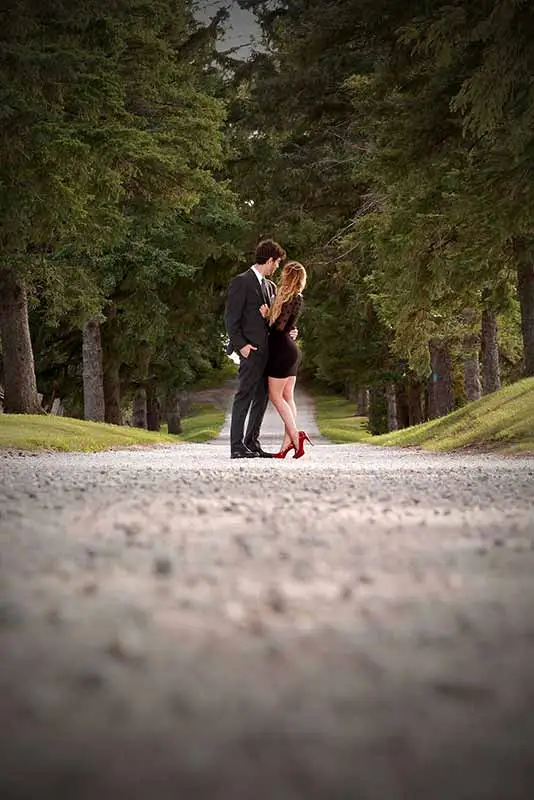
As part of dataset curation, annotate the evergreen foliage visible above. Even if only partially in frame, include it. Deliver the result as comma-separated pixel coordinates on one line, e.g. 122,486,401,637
0,0,532,429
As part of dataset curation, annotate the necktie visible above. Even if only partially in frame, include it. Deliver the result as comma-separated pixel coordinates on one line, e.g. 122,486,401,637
261,278,270,305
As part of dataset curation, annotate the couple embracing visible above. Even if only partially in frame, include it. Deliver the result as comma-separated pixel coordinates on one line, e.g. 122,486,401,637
224,239,312,460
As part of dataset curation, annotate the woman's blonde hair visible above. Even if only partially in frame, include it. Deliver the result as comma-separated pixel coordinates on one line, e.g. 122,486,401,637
268,260,307,325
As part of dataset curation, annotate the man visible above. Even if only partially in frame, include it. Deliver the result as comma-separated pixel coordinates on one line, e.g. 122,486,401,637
224,239,286,458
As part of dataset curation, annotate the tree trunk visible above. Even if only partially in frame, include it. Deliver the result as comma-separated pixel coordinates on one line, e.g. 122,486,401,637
423,385,430,422
102,305,122,424
132,387,147,429
386,383,398,431
345,381,358,402
394,382,409,429
165,389,182,435
179,391,192,418
0,268,42,414
82,319,105,422
146,382,160,432
463,346,482,403
428,338,454,419
515,242,534,376
356,388,369,416
481,309,501,394
103,362,122,425
407,380,424,426
460,309,482,403
368,386,388,435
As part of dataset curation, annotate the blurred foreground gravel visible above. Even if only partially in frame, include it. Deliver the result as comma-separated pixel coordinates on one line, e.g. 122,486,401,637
1,420,534,799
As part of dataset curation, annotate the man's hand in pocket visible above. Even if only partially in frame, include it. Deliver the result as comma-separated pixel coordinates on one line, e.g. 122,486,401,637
239,344,258,359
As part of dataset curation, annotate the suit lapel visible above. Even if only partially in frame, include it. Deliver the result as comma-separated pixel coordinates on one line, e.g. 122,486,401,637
248,268,276,306
248,268,268,304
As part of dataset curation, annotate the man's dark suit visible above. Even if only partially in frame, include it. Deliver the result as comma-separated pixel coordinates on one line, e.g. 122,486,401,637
224,268,275,453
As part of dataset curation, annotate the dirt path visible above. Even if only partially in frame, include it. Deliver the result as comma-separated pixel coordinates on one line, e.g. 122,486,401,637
1,388,534,799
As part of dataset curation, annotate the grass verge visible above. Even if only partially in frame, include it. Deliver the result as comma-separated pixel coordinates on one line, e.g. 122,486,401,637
374,377,534,454
164,403,226,443
0,402,227,452
311,391,371,444
0,414,179,452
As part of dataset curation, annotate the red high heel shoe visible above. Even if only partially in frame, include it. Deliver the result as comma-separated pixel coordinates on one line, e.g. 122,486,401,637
273,442,295,459
293,431,313,459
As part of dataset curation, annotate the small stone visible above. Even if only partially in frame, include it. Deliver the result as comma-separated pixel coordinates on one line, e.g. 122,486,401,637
106,630,144,663
46,608,63,626
76,666,106,690
340,585,352,600
153,556,173,576
246,614,267,636
234,535,253,557
266,586,287,614
225,601,246,622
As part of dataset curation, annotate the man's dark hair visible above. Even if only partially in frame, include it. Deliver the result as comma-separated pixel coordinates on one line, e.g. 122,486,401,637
255,238,286,265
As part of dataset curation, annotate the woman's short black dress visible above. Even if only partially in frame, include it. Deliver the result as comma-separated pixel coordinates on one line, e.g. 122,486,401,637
266,294,304,378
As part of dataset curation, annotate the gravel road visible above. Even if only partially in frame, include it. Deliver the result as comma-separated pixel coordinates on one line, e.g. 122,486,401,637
1,392,534,800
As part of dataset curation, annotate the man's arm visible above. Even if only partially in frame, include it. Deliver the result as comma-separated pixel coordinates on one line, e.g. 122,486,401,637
224,276,248,353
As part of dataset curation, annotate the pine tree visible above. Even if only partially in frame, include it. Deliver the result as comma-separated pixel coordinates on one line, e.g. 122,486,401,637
0,0,231,413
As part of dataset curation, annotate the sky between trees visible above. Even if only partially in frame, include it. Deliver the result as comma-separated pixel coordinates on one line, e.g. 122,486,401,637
195,0,261,54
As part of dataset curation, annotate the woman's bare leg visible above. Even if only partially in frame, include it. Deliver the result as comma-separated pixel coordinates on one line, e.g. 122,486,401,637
283,377,297,421
268,377,298,449
280,377,297,449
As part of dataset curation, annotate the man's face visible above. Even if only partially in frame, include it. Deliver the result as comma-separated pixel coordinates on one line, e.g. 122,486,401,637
265,257,282,276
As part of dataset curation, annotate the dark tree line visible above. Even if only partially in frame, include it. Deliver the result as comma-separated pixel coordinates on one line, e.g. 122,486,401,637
229,0,533,430
0,0,247,426
1,0,533,433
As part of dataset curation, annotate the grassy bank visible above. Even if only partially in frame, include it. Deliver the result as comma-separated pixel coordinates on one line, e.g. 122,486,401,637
374,377,534,454
0,402,226,452
166,403,226,443
0,415,178,452
311,392,371,444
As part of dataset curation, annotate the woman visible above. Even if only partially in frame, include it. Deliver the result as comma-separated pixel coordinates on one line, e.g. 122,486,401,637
262,260,312,459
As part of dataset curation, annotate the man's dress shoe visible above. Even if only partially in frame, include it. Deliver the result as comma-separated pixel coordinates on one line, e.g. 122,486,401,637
246,446,275,458
231,447,260,459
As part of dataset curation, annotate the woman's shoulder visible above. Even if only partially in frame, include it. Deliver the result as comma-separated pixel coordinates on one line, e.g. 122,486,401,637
284,292,303,302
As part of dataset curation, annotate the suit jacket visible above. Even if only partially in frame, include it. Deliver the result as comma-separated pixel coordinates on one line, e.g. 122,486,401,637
224,268,276,356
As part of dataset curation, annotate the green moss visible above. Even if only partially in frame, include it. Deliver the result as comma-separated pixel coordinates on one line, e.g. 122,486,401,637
374,377,534,454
